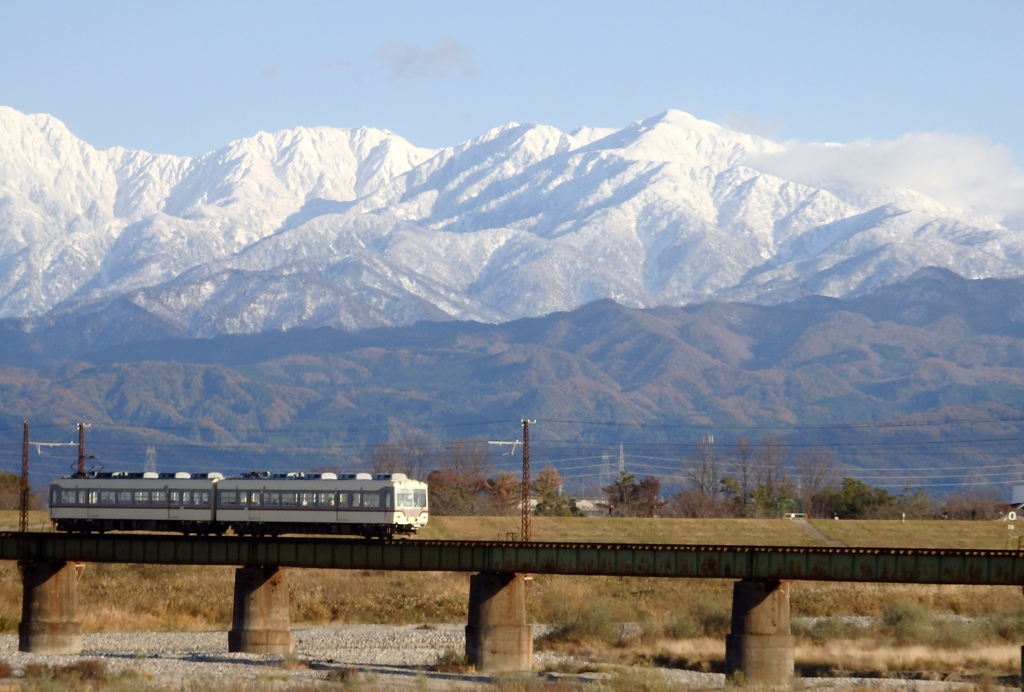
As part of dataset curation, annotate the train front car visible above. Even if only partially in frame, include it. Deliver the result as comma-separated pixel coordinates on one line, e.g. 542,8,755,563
386,473,429,536
49,471,225,534
216,471,429,538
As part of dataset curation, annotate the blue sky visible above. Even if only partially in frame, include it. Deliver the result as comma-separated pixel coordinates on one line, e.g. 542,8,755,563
3,1,1023,168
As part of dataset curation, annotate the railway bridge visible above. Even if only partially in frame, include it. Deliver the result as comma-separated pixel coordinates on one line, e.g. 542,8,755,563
5,533,1024,685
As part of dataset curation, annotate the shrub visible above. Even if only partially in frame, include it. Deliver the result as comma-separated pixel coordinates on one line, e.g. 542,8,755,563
881,600,930,646
691,603,731,638
279,653,309,670
325,666,359,683
664,614,700,640
990,606,1024,642
926,619,983,650
431,649,472,673
793,617,870,645
539,605,620,648
605,669,677,692
23,660,113,691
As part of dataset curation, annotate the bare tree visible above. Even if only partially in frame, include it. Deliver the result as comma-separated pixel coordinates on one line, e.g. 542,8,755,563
751,435,791,517
794,449,840,517
731,436,755,516
425,439,492,515
688,435,720,496
940,488,1003,520
682,435,726,517
369,433,436,480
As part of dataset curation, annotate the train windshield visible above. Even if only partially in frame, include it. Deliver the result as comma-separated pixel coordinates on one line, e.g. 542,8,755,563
396,489,428,508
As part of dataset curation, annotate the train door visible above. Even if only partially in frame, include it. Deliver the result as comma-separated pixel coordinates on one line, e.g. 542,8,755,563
167,486,188,521
86,488,100,518
336,489,352,526
248,487,263,522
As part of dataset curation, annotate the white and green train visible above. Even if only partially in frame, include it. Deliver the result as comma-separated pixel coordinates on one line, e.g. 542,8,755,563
48,471,429,538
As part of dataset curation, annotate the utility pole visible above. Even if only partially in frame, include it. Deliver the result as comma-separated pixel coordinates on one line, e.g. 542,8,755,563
20,420,29,534
77,423,86,476
521,419,536,543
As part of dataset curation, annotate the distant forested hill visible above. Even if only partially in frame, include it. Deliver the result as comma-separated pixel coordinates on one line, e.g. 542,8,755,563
3,268,1024,494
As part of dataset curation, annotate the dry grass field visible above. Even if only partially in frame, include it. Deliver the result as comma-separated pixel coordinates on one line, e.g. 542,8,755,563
421,515,820,545
3,512,1024,685
807,517,1024,550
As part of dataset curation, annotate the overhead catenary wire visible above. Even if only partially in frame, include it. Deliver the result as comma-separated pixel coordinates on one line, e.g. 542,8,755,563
5,413,1024,495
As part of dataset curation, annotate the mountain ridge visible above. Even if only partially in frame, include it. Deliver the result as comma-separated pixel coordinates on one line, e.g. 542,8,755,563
1,106,1019,347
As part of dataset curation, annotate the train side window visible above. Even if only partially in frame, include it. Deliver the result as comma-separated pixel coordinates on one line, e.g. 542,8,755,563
281,492,298,507
414,489,427,508
51,488,60,505
100,490,116,505
351,492,362,508
59,489,77,505
88,491,99,505
152,490,166,503
250,491,261,506
265,493,281,507
385,492,392,509
181,491,191,505
363,493,380,509
338,492,349,507
198,491,209,506
134,491,148,504
78,490,88,504
238,492,247,505
301,492,315,507
220,491,235,506
118,490,132,504
319,492,334,507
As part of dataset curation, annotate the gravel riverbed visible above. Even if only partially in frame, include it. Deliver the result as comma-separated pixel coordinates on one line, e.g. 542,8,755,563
0,627,1011,690
0,626,727,690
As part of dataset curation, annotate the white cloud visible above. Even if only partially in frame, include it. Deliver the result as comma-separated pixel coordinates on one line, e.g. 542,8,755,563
748,132,1024,221
378,38,477,81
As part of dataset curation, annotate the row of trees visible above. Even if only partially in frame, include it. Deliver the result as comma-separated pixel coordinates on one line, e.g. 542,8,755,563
604,435,998,520
370,437,578,517
0,435,1000,520
370,435,1004,521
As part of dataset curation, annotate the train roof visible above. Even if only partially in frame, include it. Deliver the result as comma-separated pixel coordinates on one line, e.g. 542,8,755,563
57,470,419,482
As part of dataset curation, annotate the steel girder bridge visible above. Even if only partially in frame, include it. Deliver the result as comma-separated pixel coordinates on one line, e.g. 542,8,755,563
2,533,1023,585
6,533,1024,683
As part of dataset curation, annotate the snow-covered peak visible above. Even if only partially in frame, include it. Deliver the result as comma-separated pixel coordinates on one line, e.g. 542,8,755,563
586,109,780,168
1,105,1021,340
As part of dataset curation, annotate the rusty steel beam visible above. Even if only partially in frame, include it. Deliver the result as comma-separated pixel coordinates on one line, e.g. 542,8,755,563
2,534,1023,586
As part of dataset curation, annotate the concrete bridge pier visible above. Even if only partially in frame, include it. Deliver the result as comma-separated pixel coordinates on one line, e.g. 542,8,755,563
724,578,795,686
465,572,532,672
18,561,83,654
228,565,294,654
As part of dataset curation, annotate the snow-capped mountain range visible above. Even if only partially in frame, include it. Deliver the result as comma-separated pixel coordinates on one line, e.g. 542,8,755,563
1,105,1020,338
